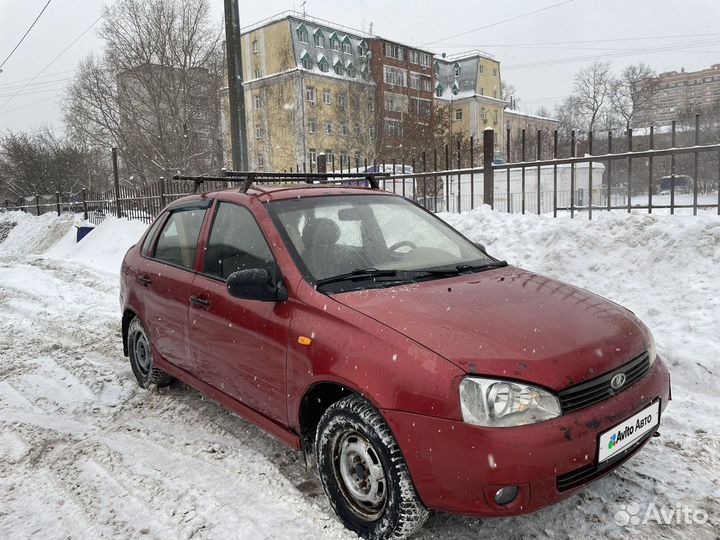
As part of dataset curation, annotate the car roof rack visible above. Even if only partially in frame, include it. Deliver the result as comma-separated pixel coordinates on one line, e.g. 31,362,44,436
173,171,389,194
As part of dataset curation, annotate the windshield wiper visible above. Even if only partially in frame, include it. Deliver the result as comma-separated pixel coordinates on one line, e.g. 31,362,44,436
315,268,401,288
415,260,509,277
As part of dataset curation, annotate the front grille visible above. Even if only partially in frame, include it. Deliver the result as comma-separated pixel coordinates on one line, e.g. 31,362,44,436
556,429,655,491
558,351,651,414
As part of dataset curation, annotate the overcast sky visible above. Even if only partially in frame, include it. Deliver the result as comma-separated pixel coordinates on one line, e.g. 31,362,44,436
1,0,719,134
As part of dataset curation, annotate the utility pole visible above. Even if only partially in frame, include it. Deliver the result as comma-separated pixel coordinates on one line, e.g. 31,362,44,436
224,0,248,171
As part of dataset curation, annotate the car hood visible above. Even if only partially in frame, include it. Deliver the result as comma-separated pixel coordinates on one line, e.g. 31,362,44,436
333,266,649,391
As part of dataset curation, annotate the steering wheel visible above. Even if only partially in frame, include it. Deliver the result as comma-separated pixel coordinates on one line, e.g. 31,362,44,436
388,240,417,253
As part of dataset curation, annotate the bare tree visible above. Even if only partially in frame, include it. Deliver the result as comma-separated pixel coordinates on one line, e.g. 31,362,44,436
609,62,658,132
573,60,612,133
63,0,222,186
554,95,583,140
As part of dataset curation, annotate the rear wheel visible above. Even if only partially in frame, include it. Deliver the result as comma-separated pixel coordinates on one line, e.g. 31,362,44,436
127,317,174,388
315,395,428,539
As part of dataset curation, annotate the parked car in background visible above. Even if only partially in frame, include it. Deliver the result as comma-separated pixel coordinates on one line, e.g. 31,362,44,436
120,182,670,539
659,174,693,194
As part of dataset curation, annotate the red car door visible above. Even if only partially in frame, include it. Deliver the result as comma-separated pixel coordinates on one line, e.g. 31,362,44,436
142,200,211,373
188,200,291,425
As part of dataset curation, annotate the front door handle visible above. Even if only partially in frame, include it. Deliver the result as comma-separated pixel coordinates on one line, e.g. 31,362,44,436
190,295,210,308
137,275,152,286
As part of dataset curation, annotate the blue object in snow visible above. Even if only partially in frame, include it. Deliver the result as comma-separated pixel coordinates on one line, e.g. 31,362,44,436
76,225,95,242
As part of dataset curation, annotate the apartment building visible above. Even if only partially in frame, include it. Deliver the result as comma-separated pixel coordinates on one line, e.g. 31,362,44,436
223,14,376,171
634,63,720,127
367,38,435,157
434,51,506,157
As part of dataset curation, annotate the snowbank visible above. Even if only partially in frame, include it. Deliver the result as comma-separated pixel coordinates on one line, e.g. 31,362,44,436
1,208,718,539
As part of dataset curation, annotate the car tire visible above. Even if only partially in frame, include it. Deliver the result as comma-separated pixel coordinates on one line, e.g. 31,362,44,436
315,395,428,540
127,317,174,388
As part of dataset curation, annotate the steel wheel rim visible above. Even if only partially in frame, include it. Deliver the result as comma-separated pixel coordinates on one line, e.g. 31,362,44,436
333,430,387,521
133,329,152,375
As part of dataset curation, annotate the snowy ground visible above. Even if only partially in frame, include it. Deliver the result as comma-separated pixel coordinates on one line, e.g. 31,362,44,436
0,209,718,540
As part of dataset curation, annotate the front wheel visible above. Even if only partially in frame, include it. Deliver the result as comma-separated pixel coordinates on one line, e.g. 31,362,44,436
127,317,174,388
315,395,428,540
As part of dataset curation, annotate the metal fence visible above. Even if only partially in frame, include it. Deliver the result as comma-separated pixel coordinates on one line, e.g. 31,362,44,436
3,115,720,222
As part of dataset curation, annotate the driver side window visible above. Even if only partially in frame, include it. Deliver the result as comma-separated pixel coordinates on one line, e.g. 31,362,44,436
204,202,276,280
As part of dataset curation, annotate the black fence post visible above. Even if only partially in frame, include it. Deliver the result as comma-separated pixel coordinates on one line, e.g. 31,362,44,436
112,147,122,218
588,130,593,221
483,128,494,208
507,128,512,213
627,128,633,213
456,139,461,213
56,191,61,216
444,144,449,212
553,130,558,217
159,177,167,208
521,128,526,214
469,136,475,210
648,127,654,214
671,121,676,215
693,113,699,216
35,195,40,216
570,130,576,219
607,131,613,211
536,129,542,215
82,188,88,220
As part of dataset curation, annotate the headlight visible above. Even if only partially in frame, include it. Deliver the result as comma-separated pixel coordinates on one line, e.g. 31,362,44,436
459,377,561,427
646,329,657,366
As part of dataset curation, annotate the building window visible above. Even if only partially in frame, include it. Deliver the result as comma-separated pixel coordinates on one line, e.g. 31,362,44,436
306,86,317,105
419,53,432,68
480,87,484,96
254,94,263,109
340,154,349,168
408,73,420,90
308,119,317,133
369,125,376,139
354,122,360,134
257,155,265,167
493,67,498,78
357,40,367,57
453,63,461,77
330,34,341,51
410,97,431,116
301,53,313,70
324,150,334,164
309,149,317,164
252,40,258,54
297,25,308,43
338,93,347,109
383,65,407,87
493,110,498,123
340,124,348,136
481,108,487,122
342,37,352,54
384,118,403,137
452,82,459,95
433,60,439,74
334,62,344,76
323,89,331,104
368,98,375,112
254,67,262,79
409,50,418,64
420,76,432,92
384,42,404,61
346,63,356,78
493,89,498,98
318,57,329,73
455,109,463,121
436,85,443,97
385,91,408,113
255,125,264,139
314,29,324,48
324,121,332,134
479,64,484,74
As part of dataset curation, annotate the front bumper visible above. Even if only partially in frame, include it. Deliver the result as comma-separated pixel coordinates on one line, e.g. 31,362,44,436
382,357,671,516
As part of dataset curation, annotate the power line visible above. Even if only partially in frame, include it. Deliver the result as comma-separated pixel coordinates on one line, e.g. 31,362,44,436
0,0,54,72
421,0,575,46
0,0,120,113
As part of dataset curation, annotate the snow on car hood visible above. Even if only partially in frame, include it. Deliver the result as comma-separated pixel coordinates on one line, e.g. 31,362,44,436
333,266,649,391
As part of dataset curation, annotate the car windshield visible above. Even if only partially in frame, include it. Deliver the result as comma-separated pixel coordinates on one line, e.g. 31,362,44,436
267,194,495,288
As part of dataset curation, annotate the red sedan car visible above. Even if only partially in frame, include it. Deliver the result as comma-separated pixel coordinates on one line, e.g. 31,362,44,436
120,183,670,539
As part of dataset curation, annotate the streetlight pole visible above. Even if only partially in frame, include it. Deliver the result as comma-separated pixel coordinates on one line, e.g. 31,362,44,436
224,0,248,171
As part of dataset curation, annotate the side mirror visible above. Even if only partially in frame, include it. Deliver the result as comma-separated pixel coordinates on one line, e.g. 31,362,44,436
227,269,288,302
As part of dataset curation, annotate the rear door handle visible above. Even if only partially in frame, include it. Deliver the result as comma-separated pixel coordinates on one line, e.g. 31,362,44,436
190,295,210,308
137,275,152,286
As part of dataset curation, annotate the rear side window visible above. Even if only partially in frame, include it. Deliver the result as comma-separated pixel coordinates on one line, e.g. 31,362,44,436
141,212,166,257
153,207,207,269
204,202,275,280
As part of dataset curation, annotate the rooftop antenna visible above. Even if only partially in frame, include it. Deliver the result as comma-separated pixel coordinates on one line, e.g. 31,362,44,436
301,0,307,17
